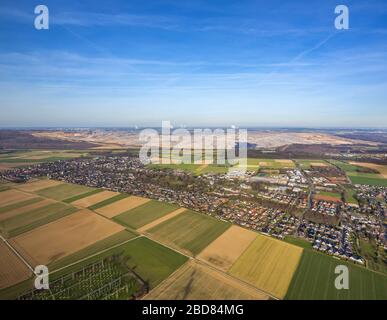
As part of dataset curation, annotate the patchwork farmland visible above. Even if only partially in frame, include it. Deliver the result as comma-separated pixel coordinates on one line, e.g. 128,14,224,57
0,178,386,300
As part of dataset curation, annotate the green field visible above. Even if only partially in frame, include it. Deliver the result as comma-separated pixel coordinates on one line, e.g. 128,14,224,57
0,150,89,164
344,187,358,205
113,200,179,229
88,193,129,210
49,230,138,271
284,236,313,250
348,175,387,187
329,160,387,186
36,183,96,201
285,250,387,300
317,191,342,200
147,210,231,255
51,237,188,288
0,202,78,237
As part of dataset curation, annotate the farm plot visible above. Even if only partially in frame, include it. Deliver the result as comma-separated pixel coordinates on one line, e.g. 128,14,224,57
113,200,179,229
10,209,125,266
14,179,63,192
145,260,269,300
0,189,37,207
198,225,257,271
285,250,387,300
349,162,387,178
71,190,120,208
36,183,97,201
0,202,78,238
50,237,188,289
147,210,231,256
0,198,55,223
229,234,303,299
138,208,186,232
0,241,32,290
95,196,150,218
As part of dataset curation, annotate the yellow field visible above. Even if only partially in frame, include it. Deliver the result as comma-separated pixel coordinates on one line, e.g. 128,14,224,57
0,190,37,207
71,190,120,208
0,198,54,222
96,196,151,218
0,241,32,290
229,234,303,299
349,162,387,178
10,210,125,266
198,225,257,272
144,260,269,300
14,179,63,192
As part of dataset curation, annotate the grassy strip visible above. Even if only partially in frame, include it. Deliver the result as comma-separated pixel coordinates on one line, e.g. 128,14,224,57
88,193,129,210
63,188,103,203
0,186,10,192
0,198,42,215
284,236,313,250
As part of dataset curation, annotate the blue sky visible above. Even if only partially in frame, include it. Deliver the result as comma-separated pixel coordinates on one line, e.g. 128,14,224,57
0,0,386,127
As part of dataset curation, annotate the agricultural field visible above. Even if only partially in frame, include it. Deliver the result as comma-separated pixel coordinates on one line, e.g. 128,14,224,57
229,234,303,299
17,256,147,300
95,195,149,218
49,230,137,271
10,209,124,266
198,225,257,271
240,158,295,171
0,241,32,290
0,150,89,164
148,163,231,175
138,208,187,232
285,250,387,300
297,159,331,169
14,179,63,192
0,201,78,238
0,189,37,208
35,183,97,201
145,260,269,300
70,190,119,207
314,191,342,202
50,237,188,290
147,210,231,256
329,160,387,186
113,200,179,229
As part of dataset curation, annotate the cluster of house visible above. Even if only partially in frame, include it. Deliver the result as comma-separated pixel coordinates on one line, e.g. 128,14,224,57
310,200,339,216
297,221,363,264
